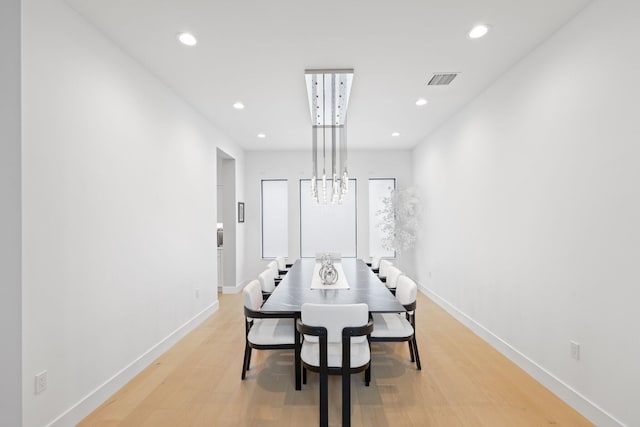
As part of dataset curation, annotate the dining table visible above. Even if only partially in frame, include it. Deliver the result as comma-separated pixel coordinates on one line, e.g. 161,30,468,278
261,258,405,390
261,258,406,314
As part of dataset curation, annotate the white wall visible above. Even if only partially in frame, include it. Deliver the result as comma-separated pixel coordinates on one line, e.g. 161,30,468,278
0,1,22,426
22,0,244,425
243,150,413,282
412,0,639,425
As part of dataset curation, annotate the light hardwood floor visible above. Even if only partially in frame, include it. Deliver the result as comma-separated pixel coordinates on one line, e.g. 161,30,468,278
79,291,593,426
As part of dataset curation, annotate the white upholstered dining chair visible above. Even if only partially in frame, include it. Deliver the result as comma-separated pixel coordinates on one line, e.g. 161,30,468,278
296,303,373,427
241,280,299,382
370,275,421,370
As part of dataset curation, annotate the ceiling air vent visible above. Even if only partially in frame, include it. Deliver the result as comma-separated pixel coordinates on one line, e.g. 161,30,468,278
427,73,459,86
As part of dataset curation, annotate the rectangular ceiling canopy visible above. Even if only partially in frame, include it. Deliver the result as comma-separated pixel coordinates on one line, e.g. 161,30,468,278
305,69,354,127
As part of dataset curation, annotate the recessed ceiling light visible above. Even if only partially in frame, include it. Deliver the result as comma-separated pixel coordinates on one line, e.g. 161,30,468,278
416,98,428,106
391,132,400,137
177,32,197,46
233,102,245,110
257,133,266,138
468,24,490,39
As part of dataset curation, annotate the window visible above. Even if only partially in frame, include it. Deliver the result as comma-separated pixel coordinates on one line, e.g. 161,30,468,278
261,180,288,258
369,178,396,258
299,179,357,258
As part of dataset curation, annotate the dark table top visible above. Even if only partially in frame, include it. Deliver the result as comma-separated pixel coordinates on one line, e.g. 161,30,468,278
261,258,405,314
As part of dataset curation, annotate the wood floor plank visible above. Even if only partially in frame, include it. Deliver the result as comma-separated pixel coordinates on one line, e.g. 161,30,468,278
79,292,594,426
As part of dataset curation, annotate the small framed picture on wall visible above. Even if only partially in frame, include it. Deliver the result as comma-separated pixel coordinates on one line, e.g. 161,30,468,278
238,202,245,223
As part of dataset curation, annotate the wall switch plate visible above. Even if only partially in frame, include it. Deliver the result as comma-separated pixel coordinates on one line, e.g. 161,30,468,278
570,341,580,360
35,371,47,394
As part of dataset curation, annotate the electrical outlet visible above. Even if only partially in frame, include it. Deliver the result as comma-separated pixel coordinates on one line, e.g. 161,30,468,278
195,288,200,299
570,341,580,360
35,371,47,394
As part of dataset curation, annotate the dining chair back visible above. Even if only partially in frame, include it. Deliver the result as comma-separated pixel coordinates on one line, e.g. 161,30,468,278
268,260,280,277
275,256,290,275
396,275,418,306
385,266,403,292
267,260,283,286
301,303,369,346
370,255,382,272
378,259,392,281
243,279,263,313
258,268,276,299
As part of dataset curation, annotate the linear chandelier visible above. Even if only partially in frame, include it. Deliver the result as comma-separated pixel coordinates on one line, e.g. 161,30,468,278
305,69,354,204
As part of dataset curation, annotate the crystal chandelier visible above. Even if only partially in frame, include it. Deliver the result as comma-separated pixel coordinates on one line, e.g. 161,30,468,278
305,69,353,204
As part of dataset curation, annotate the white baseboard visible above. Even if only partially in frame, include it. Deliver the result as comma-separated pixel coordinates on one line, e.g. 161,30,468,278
417,282,625,427
48,301,220,427
222,280,248,294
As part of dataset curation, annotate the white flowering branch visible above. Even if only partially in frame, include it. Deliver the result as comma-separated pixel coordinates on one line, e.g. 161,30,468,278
376,187,420,253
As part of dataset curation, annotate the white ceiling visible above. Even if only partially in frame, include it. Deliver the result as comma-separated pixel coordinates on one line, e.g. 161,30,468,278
64,0,590,151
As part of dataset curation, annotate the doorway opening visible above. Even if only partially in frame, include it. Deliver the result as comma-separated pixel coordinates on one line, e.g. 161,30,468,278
216,148,237,295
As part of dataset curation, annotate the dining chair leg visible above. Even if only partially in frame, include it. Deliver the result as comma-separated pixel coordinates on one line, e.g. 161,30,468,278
295,330,301,390
365,365,371,386
303,367,307,384
342,370,351,427
319,371,328,427
408,339,415,362
241,343,251,379
412,336,422,370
